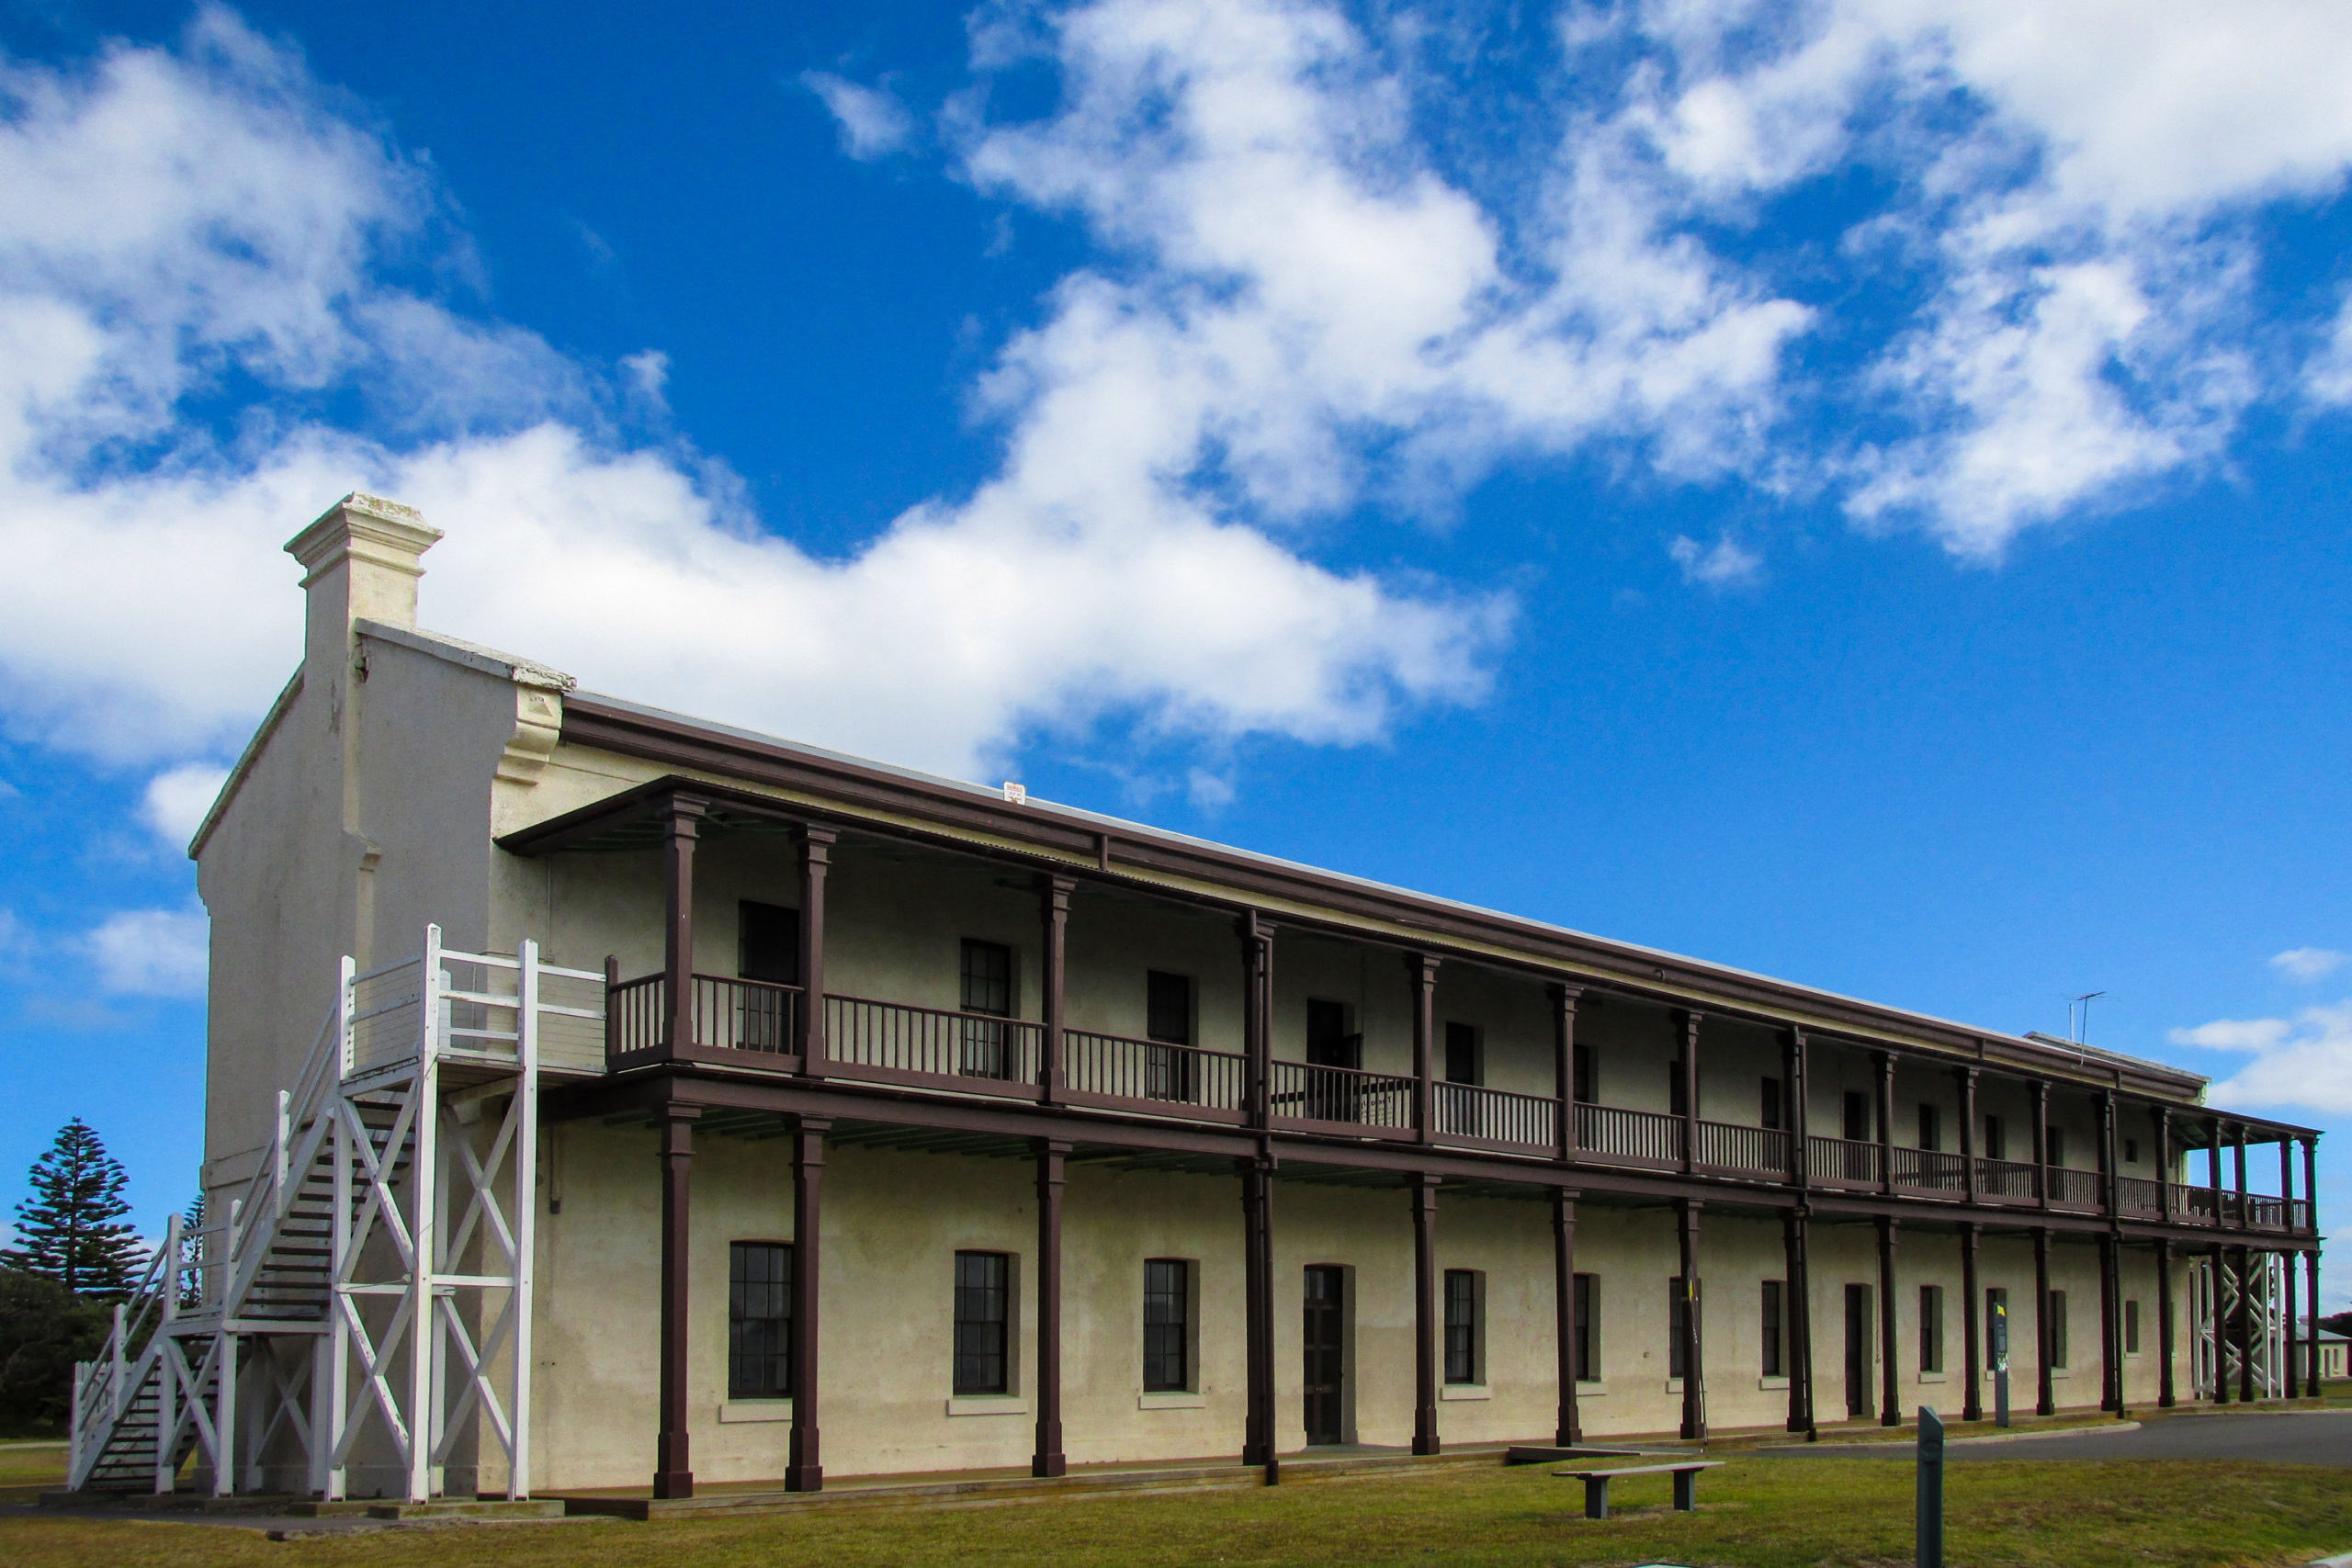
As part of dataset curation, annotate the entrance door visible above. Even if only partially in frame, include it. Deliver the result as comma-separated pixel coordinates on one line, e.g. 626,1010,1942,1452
1303,1266,1346,1445
1844,1284,1873,1417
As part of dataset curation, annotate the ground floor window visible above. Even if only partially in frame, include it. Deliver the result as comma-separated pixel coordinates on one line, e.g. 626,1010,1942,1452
1919,1284,1944,1373
1574,1273,1600,1380
729,1241,793,1398
2124,1298,2141,1355
1761,1280,1785,1377
955,1250,1012,1394
2049,1289,2070,1369
1144,1258,1191,1392
1443,1269,1482,1384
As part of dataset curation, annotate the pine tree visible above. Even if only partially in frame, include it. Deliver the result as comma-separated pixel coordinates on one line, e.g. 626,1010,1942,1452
1,1120,144,1297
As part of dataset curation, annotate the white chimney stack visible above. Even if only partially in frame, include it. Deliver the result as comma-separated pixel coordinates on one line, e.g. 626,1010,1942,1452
283,492,442,683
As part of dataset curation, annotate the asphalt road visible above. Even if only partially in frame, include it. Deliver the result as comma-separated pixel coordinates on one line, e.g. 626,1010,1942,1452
1769,1411,2352,1465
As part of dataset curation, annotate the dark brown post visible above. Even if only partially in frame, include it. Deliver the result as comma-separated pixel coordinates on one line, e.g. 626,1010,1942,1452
1960,1222,1983,1422
1876,1215,1900,1426
1788,1029,1811,1189
2098,1232,2120,1413
785,1117,827,1491
1677,1199,1704,1439
2100,1090,2120,1220
1033,1139,1069,1477
2279,1135,2294,1230
1785,1206,1815,1434
2306,1137,2322,1235
795,826,834,1077
1959,1067,1980,1204
2155,1107,2173,1223
653,1105,699,1498
2031,1082,2052,1209
1875,1051,1896,1197
2155,1238,2176,1408
2308,1249,2324,1399
1552,1188,1581,1444
1409,954,1439,1145
1039,877,1071,1104
1238,1157,1275,1475
2032,1226,2054,1416
604,954,621,1058
1550,985,1581,1162
1411,1172,1441,1454
2234,1245,2255,1403
662,798,705,1055
1676,1011,1702,1175
2208,1121,2224,1231
2233,1122,2249,1233
1240,917,1273,1131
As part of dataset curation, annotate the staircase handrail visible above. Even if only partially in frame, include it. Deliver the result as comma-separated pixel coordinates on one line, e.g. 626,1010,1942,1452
217,968,362,1319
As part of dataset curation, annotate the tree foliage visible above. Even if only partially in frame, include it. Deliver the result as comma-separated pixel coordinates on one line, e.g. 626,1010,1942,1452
0,1268,107,1434
1,1119,144,1297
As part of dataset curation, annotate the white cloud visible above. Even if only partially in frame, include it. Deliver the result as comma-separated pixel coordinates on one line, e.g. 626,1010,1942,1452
801,71,915,160
1668,533,1761,587
2271,947,2347,983
2183,1000,2352,1114
86,906,209,997
140,763,232,849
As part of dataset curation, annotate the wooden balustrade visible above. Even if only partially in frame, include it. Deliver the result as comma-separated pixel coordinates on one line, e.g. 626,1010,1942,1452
1891,1145,1968,1193
1432,1082,1556,1147
1270,1060,1414,1128
827,994,1043,1083
2046,1166,2103,1208
1977,1156,2039,1200
2117,1175,2164,1216
1694,1120,1792,1176
1065,1030,1247,1111
1577,1103,1683,1165
606,973,665,1058
1808,1134,1884,1187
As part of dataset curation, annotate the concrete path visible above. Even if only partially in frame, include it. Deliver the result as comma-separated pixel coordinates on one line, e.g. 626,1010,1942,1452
1768,1411,2352,1466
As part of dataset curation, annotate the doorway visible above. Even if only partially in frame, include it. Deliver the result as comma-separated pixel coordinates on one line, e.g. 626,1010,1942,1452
1303,1265,1347,1445
1844,1283,1873,1418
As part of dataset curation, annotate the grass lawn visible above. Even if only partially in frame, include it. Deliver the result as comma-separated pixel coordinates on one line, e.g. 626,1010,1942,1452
6,1453,2351,1568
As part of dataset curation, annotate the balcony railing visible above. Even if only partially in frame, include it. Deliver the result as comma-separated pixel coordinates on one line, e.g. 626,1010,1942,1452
605,973,800,1058
2047,1166,2102,1208
1577,1103,1683,1165
2116,1174,2163,1216
1810,1134,1884,1187
1433,1082,1556,1147
1065,1030,1247,1113
1978,1156,2038,1200
1696,1120,1792,1176
828,994,1043,1084
1270,1061,1414,1129
1892,1145,1968,1194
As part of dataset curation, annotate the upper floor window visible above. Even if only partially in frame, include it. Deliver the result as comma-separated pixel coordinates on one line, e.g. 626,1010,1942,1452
1917,1102,1941,1153
1443,1269,1483,1384
1306,998,1359,1070
1984,1115,2007,1162
2046,1127,2068,1168
739,901,800,985
1147,971,1193,1045
959,939,1015,1079
1144,1258,1192,1392
1573,1043,1598,1105
954,1250,1012,1394
729,1241,793,1399
1843,1091,1871,1143
1760,1077,1784,1131
1669,1060,1690,1118
1443,1021,1481,1086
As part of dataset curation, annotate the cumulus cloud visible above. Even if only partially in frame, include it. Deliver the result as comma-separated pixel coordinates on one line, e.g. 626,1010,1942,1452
86,906,209,997
800,71,916,160
2181,1001,2352,1114
140,763,232,849
1668,533,1761,587
2271,947,2347,983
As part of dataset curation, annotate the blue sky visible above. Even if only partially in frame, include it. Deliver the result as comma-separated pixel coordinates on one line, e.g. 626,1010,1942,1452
2,0,2349,1297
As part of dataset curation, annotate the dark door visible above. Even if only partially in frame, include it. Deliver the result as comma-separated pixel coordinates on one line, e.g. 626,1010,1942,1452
1303,1266,1346,1445
1844,1283,1872,1417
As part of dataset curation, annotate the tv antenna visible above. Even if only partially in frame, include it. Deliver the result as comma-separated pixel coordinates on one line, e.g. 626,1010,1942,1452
2067,991,2106,1045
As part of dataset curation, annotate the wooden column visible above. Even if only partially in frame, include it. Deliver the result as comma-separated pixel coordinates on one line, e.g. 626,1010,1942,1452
1959,1067,1979,1205
1876,1215,1900,1426
2279,1135,2294,1228
1038,876,1072,1104
795,826,833,1077
1677,1199,1704,1439
2032,1226,2055,1416
2155,1107,2173,1223
2306,1137,2322,1235
2308,1249,2324,1399
1875,1051,1896,1197
2100,1090,2120,1220
1784,1207,1815,1435
2208,1121,2224,1235
1676,1011,1702,1176
662,798,705,1055
1408,954,1439,1145
1411,1173,1441,1455
1552,1189,1581,1444
1550,985,1581,1163
1786,1030,1810,1187
653,1105,699,1498
2155,1238,2176,1408
2233,1122,2249,1233
2031,1082,2052,1210
2098,1233,2120,1414
1239,1157,1275,1475
1960,1222,1983,1422
785,1117,827,1492
1033,1139,1069,1477
2234,1244,2255,1403
1240,917,1273,1131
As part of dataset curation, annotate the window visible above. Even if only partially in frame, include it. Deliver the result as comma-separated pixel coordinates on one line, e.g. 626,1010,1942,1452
737,903,799,1050
1761,1280,1785,1378
2045,1127,2067,1168
1573,1044,1598,1105
2124,1299,2141,1355
1984,1287,2009,1370
2123,1138,2139,1164
1306,998,1358,1069
1669,1061,1689,1118
1143,1258,1191,1392
1760,1077,1784,1132
1919,1284,1944,1373
959,940,1015,1079
1917,1103,1941,1153
1443,1021,1481,1086
1668,1276,1698,1379
954,1251,1012,1394
1984,1115,2007,1162
1443,1269,1482,1384
729,1241,793,1399
2048,1289,2070,1369
1843,1091,1871,1142
1574,1273,1600,1381
1146,972,1195,1100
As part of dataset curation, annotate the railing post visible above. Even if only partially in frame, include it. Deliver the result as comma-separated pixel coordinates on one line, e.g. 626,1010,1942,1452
2233,1122,2248,1233
111,1303,127,1420
512,939,541,1501
409,937,442,1504
1959,1066,1979,1205
1787,1029,1809,1190
336,954,356,1080
2305,1136,2322,1236
2031,1082,2052,1211
2156,1108,2173,1224
1239,915,1273,1132
1039,876,1072,1105
2279,1134,2294,1232
2100,1090,2120,1221
68,1362,85,1486
1675,1011,1702,1176
796,824,834,1077
1408,954,1438,1145
2208,1119,2223,1232
603,955,620,1060
1875,1051,1895,1197
662,797,705,1056
1550,984,1581,1164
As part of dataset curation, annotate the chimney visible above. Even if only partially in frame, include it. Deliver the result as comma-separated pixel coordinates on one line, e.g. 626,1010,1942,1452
284,492,443,681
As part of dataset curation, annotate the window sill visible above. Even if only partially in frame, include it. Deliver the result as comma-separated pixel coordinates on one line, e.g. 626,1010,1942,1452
1574,1381,1606,1398
1758,1376,1790,1391
1918,1371,1948,1383
1439,1383,1490,1402
1138,1391,1205,1410
946,1394,1029,1417
2050,1369,2073,1380
718,1399,792,1424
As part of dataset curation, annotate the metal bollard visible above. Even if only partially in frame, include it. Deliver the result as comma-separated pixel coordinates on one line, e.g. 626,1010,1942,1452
1917,1405,1945,1568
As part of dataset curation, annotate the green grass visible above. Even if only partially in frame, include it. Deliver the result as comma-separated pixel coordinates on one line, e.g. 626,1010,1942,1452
9,1453,2352,1568
0,1440,65,1505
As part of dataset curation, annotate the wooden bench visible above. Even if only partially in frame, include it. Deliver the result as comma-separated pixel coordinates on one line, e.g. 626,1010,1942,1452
1552,1460,1723,1519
